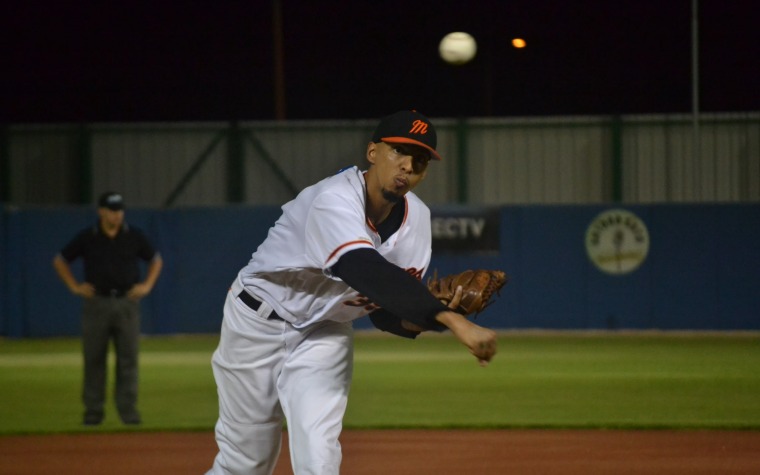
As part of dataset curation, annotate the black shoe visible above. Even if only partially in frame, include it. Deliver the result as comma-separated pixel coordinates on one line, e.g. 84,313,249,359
83,411,104,426
119,411,141,425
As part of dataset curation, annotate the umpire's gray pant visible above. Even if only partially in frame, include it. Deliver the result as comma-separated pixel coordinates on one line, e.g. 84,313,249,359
81,296,140,415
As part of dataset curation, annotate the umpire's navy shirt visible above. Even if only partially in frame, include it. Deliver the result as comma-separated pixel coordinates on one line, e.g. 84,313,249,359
60,221,157,296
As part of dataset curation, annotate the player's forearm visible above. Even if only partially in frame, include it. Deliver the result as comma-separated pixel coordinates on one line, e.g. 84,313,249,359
434,310,470,333
142,254,163,290
435,310,498,366
52,254,79,291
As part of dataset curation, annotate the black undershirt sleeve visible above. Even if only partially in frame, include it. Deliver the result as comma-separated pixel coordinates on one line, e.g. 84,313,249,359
367,309,422,339
331,248,449,332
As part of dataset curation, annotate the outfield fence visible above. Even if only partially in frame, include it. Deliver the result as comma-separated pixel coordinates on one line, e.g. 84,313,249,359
1,203,758,337
2,112,758,207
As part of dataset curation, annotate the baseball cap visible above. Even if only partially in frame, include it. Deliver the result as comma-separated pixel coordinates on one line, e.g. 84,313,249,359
98,192,125,211
372,110,441,161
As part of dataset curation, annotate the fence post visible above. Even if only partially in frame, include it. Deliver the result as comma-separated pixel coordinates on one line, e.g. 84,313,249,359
227,121,245,203
456,117,469,203
75,124,92,205
611,115,623,202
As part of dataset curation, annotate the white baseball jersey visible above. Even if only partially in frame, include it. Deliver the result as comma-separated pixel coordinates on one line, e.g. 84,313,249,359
239,166,433,327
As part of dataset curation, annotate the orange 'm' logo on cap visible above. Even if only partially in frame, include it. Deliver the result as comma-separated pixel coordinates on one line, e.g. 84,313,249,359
409,120,428,135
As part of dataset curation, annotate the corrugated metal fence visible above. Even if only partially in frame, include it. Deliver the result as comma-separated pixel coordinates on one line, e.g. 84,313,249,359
2,112,758,207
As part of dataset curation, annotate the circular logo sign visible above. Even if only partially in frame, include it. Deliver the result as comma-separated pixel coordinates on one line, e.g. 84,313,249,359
585,209,650,275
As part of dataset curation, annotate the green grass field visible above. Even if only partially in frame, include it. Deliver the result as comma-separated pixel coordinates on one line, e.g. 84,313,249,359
1,331,759,435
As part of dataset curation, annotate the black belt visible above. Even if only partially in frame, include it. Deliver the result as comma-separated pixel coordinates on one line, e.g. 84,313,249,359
96,289,127,297
237,291,283,321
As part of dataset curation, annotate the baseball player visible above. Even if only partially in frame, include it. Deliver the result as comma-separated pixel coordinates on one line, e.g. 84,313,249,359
206,110,497,475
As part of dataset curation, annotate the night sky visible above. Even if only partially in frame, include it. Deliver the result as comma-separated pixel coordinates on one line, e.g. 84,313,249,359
3,0,759,123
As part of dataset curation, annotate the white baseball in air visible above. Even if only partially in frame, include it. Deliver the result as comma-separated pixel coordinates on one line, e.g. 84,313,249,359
439,32,477,65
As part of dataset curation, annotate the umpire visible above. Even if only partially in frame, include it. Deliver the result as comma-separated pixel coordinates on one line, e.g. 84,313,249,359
53,191,163,426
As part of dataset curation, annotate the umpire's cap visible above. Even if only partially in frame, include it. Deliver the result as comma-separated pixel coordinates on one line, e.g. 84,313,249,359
372,110,441,161
98,192,125,211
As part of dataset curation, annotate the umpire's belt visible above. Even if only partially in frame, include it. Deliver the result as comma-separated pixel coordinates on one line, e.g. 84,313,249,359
96,288,128,298
237,290,284,321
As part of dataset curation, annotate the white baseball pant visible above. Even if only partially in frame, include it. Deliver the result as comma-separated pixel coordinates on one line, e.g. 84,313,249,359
207,281,354,475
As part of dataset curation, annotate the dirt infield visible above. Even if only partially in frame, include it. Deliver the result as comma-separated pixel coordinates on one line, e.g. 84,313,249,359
2,429,760,474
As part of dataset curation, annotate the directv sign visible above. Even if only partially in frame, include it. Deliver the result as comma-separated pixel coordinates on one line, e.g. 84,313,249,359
430,207,500,253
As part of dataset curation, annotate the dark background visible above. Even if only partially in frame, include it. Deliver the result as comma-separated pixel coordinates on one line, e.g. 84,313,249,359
3,0,758,123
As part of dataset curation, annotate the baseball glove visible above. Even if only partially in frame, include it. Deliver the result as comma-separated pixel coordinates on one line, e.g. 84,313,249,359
427,269,508,317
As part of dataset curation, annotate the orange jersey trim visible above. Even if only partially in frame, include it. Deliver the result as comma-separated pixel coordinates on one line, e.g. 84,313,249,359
326,239,374,264
366,217,377,233
365,196,408,233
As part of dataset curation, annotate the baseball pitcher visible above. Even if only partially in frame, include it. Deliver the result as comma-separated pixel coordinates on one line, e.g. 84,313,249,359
206,110,498,475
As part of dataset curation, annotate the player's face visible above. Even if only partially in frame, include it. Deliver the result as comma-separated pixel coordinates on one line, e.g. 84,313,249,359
367,141,430,202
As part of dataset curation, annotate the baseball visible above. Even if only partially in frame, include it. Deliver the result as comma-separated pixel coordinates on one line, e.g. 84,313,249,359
439,32,477,65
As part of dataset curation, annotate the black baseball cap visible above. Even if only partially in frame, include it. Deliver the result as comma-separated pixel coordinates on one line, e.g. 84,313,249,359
372,110,441,161
98,192,125,211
